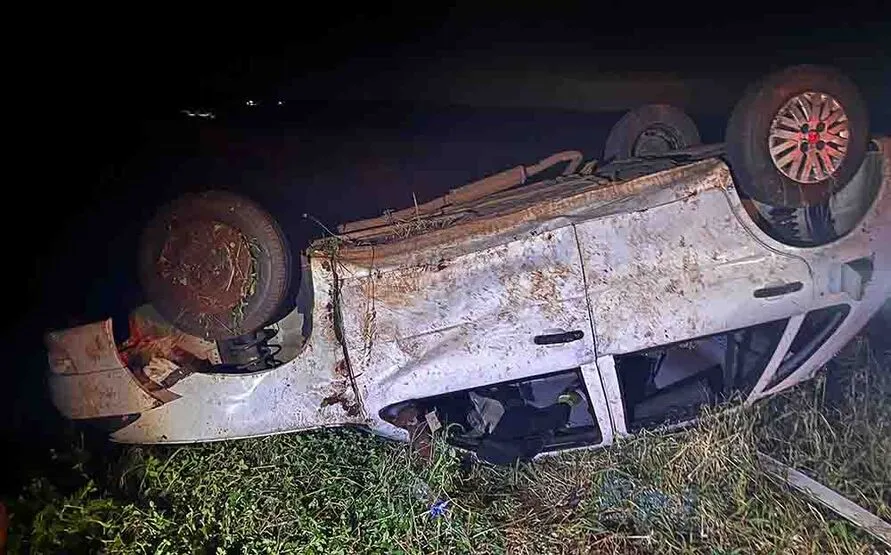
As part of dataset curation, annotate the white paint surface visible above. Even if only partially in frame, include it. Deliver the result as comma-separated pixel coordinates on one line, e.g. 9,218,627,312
338,225,597,437
46,140,891,448
109,258,365,443
575,163,814,355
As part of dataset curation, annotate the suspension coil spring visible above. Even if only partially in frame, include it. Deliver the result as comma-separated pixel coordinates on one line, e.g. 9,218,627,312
220,328,283,372
768,206,801,242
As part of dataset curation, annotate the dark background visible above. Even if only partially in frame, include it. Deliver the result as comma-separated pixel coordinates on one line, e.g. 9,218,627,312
4,6,890,494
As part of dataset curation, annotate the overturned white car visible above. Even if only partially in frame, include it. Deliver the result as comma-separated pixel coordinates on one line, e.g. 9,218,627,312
46,66,890,464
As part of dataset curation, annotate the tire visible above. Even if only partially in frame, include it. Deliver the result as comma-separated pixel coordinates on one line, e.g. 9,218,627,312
603,104,701,160
725,65,869,207
139,191,291,340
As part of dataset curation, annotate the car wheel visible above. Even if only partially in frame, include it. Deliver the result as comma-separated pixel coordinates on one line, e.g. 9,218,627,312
726,65,869,208
603,104,701,161
139,191,292,340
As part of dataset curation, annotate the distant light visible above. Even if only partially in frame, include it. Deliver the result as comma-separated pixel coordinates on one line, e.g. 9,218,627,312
246,100,257,107
181,109,215,119
277,100,284,106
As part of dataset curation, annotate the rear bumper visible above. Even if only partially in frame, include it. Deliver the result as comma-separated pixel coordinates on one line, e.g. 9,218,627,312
46,319,169,419
46,312,363,443
44,258,365,443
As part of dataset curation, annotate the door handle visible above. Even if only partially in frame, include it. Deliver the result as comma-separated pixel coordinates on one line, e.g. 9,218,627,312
753,281,803,299
534,330,584,345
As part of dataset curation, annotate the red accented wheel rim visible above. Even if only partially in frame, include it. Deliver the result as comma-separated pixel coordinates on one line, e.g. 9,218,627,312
768,91,850,184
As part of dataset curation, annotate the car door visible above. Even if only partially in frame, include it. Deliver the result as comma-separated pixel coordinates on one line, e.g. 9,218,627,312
573,162,814,356
338,226,598,414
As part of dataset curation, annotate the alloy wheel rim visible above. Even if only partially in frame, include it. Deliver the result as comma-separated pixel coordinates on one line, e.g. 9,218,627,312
768,91,849,184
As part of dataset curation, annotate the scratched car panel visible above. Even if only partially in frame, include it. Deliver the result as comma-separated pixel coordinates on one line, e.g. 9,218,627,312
43,139,891,451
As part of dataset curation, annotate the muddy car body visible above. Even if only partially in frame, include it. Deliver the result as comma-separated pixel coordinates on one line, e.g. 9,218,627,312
46,138,891,455
46,66,891,460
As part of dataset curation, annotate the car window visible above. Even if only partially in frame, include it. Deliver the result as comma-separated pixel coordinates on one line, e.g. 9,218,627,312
614,318,788,432
381,368,602,464
766,304,850,389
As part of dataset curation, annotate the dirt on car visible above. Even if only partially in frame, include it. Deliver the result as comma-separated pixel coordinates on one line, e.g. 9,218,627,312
155,219,255,329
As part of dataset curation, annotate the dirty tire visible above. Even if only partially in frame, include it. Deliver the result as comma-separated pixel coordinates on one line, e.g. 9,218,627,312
139,191,291,340
603,104,700,161
726,65,869,207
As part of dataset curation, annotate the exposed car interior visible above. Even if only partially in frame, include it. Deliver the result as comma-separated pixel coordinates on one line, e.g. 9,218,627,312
615,319,788,432
382,369,602,464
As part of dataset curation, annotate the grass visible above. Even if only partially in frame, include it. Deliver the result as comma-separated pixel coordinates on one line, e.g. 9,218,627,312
756,334,891,522
5,335,890,553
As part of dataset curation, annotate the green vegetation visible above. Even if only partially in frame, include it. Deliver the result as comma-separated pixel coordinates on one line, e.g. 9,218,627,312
6,336,889,554
757,335,890,522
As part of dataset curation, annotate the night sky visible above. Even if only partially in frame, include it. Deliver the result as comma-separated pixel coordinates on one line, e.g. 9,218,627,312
3,7,889,490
